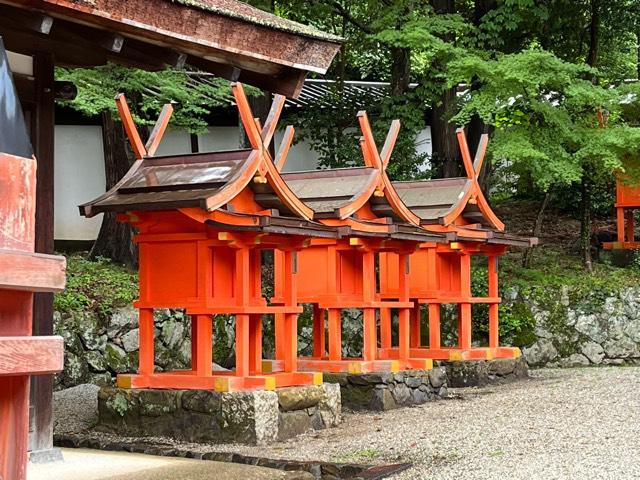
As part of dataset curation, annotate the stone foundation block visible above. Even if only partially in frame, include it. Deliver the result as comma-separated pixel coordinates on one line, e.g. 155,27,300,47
324,369,448,411
440,356,528,388
97,383,341,445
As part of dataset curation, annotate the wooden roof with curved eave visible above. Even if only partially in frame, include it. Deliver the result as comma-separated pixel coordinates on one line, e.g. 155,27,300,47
79,83,338,239
356,120,536,248
280,167,380,220
0,0,342,97
271,112,448,244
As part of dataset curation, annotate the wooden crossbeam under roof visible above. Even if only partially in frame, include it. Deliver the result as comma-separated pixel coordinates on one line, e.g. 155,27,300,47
0,0,342,97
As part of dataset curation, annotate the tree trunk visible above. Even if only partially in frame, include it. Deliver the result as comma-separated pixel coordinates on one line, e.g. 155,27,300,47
469,0,497,189
580,175,593,272
586,0,600,71
429,0,460,178
578,0,600,270
430,86,460,177
474,0,498,25
390,46,411,96
637,27,640,80
522,192,550,268
89,110,138,268
467,115,492,189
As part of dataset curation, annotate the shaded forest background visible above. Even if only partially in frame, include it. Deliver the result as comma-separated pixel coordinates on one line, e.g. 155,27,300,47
59,0,640,271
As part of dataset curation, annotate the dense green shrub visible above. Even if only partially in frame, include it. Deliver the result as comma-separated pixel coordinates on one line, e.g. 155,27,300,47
54,255,138,320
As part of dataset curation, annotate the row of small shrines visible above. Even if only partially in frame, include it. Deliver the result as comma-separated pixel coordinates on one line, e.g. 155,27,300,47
80,83,537,392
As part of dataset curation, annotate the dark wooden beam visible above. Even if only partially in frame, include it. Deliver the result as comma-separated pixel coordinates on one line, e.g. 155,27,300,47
28,14,54,35
100,32,124,53
188,56,306,99
0,7,54,35
0,13,107,67
31,50,56,455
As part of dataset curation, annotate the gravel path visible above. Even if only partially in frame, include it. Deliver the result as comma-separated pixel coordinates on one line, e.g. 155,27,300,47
228,367,640,479
55,368,640,479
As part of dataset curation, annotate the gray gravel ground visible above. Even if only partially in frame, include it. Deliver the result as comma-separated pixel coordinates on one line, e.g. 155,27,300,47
223,367,640,479
55,368,640,479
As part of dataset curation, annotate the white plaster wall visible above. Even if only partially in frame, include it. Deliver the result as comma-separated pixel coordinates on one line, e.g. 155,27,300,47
154,128,192,156
54,125,105,240
198,126,242,152
7,50,33,76
53,124,433,241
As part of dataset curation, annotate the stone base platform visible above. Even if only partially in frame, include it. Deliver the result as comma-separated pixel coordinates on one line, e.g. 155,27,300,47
324,368,448,411
439,357,528,388
97,384,341,445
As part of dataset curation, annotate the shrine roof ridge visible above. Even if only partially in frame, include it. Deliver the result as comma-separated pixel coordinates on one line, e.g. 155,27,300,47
170,0,343,42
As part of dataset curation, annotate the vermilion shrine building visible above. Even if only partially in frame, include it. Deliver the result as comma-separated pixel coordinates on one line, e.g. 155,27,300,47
378,129,536,361
268,112,445,375
604,166,640,250
1,0,537,476
0,0,341,477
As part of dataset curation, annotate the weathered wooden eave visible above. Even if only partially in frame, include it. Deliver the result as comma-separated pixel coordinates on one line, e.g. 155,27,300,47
0,0,342,97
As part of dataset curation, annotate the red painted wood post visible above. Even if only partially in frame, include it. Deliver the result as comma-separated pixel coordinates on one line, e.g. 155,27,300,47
328,309,341,361
626,209,635,243
380,308,392,349
312,304,325,358
361,251,377,361
410,304,421,348
234,246,252,378
274,312,286,361
617,207,626,243
249,314,262,374
428,304,441,349
0,42,64,479
0,376,29,479
282,251,297,372
397,253,410,361
193,314,213,376
235,314,250,377
138,308,155,375
459,254,472,349
488,256,499,349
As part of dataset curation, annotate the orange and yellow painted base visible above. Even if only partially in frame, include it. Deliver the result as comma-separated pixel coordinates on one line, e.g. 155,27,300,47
263,357,411,374
603,241,640,250
117,370,323,393
378,346,521,362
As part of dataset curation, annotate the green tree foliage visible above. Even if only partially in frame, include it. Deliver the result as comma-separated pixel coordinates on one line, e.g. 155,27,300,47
59,0,640,269
450,49,640,193
57,64,231,132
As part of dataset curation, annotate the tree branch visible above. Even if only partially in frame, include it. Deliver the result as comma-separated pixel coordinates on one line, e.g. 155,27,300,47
326,0,374,34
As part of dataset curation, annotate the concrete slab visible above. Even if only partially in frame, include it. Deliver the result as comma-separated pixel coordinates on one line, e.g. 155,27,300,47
28,448,291,480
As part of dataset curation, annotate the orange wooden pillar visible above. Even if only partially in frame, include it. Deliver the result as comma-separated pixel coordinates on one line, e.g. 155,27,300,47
626,210,635,243
458,253,472,350
192,314,213,376
397,253,411,362
487,255,499,349
617,207,626,243
312,305,326,358
361,251,377,362
274,250,299,373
